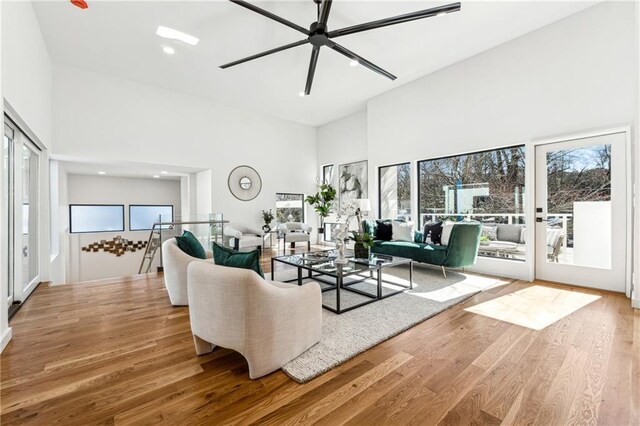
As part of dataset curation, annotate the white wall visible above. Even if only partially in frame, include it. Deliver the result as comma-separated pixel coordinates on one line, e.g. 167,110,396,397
634,0,640,307
0,0,10,353
65,174,181,282
318,1,638,281
52,64,318,233
2,1,52,149
316,110,368,188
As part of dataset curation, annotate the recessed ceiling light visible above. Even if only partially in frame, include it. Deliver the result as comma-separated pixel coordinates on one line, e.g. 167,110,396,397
153,175,160,178
349,60,359,67
162,46,176,55
156,26,199,46
97,171,106,175
161,171,168,174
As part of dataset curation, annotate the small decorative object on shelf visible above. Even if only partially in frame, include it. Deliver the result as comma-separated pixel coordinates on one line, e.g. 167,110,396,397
261,209,274,233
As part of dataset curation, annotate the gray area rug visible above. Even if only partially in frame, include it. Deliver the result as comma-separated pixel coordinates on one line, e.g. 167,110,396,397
274,263,502,383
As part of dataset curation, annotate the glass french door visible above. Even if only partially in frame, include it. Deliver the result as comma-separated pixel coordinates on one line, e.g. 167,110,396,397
3,117,40,309
3,124,14,305
534,131,627,292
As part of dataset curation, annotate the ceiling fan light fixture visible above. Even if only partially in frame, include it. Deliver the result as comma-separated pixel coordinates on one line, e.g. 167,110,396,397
221,1,461,95
156,26,199,46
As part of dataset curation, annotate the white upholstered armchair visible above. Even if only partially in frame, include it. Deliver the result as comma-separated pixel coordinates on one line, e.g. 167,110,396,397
187,261,322,379
161,238,213,306
223,224,264,254
278,222,312,250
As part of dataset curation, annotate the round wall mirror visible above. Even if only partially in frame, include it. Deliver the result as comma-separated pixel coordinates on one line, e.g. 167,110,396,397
239,176,252,190
228,165,262,201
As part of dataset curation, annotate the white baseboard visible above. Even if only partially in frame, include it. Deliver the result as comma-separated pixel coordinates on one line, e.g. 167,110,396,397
632,290,640,309
1,327,12,353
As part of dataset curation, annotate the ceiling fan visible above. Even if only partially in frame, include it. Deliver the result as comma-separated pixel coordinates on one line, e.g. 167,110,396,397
220,0,461,95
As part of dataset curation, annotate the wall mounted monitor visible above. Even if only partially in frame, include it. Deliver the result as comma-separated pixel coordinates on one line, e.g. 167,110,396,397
69,204,125,234
129,205,174,231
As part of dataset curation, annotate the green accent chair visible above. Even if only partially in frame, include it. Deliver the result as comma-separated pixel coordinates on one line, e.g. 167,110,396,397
363,220,482,277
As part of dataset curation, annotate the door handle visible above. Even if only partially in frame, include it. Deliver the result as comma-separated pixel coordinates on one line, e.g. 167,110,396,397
536,218,548,223
23,246,28,257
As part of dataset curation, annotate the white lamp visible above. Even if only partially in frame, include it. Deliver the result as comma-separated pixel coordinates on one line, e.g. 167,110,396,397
355,199,371,213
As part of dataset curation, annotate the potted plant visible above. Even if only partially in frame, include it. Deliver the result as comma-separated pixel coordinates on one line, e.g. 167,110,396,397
261,209,274,233
305,183,337,234
351,230,374,259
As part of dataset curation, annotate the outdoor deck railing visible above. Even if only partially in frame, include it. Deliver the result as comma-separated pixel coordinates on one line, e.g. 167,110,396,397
419,212,573,260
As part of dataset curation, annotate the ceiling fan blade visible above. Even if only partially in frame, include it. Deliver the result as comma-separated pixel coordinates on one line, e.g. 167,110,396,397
220,39,309,69
327,41,396,81
318,0,333,26
328,2,461,38
304,46,321,95
228,0,309,35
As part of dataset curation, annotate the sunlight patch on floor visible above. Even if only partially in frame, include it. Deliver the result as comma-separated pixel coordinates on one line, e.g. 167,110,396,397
464,285,600,330
410,274,509,303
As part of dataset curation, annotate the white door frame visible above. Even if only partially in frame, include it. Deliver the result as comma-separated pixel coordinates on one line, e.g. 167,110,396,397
528,126,632,297
4,106,48,304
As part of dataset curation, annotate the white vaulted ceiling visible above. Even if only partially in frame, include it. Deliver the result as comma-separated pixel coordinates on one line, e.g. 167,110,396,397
33,0,599,126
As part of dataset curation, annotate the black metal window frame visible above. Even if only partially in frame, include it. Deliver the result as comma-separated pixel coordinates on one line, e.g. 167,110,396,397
416,144,525,227
378,161,411,219
322,164,334,185
69,204,125,234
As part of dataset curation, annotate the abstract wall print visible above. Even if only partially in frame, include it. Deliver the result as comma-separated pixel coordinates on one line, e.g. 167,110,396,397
338,160,368,208
82,236,148,257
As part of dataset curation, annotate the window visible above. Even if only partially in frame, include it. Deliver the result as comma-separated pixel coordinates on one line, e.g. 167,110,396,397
129,205,174,231
275,193,304,223
69,204,125,234
379,162,411,220
418,146,526,261
322,164,334,185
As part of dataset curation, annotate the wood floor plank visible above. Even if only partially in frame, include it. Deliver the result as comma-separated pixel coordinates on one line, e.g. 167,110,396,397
1,246,637,425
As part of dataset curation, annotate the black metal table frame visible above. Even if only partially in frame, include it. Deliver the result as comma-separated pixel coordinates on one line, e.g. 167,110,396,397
271,256,413,314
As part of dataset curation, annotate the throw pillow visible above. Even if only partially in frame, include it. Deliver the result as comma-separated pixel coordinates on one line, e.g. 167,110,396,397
212,242,264,278
423,221,443,244
175,230,206,259
391,221,415,242
440,222,456,246
481,226,497,241
376,220,393,241
362,219,378,238
497,224,523,244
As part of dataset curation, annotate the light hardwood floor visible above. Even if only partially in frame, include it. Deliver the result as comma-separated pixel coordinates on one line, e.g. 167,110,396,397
1,247,638,425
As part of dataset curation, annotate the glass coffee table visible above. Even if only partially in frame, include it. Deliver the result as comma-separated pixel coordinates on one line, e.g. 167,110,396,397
271,250,413,314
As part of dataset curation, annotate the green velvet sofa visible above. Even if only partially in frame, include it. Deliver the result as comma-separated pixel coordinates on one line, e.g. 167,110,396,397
363,220,482,277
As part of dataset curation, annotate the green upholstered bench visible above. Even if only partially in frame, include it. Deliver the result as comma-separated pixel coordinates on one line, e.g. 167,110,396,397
363,220,482,277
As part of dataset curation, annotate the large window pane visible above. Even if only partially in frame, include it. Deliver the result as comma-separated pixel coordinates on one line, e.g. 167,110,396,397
546,144,610,267
129,205,174,231
70,205,125,233
379,162,411,220
276,193,304,223
418,146,526,261
322,164,334,185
